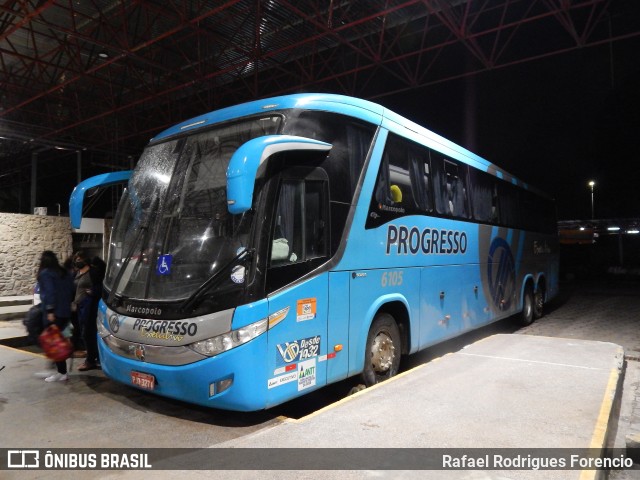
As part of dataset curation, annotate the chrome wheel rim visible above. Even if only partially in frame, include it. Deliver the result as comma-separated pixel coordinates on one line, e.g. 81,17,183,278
371,332,396,373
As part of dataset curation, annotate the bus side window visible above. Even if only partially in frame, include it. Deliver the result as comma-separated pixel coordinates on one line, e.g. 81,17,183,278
469,168,499,224
271,181,302,265
412,149,434,212
433,157,469,219
304,181,328,258
374,134,420,210
498,181,521,227
270,179,329,267
267,174,330,293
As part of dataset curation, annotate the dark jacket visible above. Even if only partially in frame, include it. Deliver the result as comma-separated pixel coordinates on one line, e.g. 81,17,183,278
38,268,74,319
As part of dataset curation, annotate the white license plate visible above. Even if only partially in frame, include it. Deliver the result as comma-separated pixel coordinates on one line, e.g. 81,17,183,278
131,371,155,390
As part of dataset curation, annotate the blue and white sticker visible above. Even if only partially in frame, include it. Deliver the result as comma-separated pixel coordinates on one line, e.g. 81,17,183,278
156,254,172,275
230,265,245,284
276,335,321,367
267,371,297,389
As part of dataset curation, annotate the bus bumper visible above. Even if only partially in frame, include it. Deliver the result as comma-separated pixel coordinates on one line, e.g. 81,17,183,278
98,334,268,411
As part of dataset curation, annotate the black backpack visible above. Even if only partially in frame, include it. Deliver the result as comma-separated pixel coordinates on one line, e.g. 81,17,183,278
23,305,45,345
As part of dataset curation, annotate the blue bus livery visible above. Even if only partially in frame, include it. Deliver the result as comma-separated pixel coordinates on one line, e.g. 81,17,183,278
70,93,559,411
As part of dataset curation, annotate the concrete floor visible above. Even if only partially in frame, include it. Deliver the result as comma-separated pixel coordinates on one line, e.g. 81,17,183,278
1,278,639,480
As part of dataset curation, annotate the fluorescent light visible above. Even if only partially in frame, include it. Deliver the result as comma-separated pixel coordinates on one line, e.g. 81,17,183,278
607,227,620,232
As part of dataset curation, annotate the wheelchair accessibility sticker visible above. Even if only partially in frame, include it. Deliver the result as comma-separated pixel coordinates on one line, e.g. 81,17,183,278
156,255,172,275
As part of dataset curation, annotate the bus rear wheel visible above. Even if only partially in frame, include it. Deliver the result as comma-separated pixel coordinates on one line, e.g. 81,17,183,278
520,287,535,326
361,313,401,387
533,289,544,319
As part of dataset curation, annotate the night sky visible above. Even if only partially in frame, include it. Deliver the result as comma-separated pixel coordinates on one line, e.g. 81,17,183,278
381,39,640,221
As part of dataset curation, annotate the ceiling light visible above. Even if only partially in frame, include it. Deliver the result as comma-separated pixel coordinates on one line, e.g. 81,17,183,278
98,52,109,59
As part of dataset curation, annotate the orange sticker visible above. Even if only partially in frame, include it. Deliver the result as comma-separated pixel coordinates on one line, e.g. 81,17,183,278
296,298,316,322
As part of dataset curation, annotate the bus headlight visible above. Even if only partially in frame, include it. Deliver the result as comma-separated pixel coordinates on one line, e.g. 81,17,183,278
188,307,289,357
97,310,111,338
189,318,268,357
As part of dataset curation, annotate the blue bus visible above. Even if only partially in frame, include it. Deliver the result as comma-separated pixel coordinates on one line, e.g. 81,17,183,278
70,94,559,411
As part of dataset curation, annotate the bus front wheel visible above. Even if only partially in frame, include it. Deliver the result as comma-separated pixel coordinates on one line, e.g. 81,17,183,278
361,313,401,387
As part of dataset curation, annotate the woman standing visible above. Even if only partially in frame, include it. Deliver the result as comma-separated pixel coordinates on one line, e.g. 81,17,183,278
71,251,93,359
77,256,106,371
37,250,74,382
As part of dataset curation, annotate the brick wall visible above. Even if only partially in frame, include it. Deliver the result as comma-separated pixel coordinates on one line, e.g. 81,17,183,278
0,213,73,296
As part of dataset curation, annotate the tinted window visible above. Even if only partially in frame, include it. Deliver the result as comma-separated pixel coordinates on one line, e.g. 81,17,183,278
469,168,498,223
267,169,330,293
374,135,419,211
364,132,555,233
497,181,520,227
284,111,375,203
433,157,469,219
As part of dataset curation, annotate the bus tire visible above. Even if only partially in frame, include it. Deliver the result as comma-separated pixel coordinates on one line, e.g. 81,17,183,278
361,312,401,387
520,287,535,326
533,289,544,319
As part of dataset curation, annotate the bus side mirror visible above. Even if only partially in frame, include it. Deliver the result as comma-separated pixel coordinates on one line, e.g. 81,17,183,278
226,135,332,214
69,170,132,228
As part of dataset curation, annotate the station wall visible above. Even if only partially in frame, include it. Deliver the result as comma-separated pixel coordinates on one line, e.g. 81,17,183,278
0,213,73,296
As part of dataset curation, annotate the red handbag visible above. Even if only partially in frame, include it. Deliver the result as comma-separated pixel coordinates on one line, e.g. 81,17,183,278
38,325,73,362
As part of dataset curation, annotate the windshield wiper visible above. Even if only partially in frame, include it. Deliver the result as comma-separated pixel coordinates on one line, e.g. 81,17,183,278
107,225,148,305
179,248,254,313
107,197,158,305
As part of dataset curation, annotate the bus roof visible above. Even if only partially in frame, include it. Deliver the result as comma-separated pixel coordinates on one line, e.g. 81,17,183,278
151,92,544,198
152,93,385,141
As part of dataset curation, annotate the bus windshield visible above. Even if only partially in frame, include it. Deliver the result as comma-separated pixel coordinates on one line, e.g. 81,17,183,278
104,115,282,301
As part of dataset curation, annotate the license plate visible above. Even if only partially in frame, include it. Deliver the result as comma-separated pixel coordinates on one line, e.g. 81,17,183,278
131,371,155,390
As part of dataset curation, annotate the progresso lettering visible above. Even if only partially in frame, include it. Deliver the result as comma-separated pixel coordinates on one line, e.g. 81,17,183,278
386,225,468,256
132,319,198,337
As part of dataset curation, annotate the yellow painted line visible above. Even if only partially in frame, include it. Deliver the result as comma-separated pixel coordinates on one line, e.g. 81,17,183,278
279,350,458,424
578,364,622,480
282,361,436,424
0,342,46,359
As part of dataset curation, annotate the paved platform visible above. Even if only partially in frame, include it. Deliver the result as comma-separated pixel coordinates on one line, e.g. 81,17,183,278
0,323,628,479
2,279,640,479
214,334,626,480
224,334,624,449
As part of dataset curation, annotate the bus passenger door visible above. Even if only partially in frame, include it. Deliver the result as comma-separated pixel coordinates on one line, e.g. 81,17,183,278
263,169,331,406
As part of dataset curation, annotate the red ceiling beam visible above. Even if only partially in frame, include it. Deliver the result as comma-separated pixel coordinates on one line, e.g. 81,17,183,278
0,0,55,42
0,0,244,119
4,0,633,151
